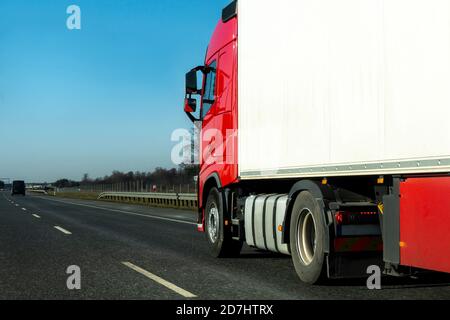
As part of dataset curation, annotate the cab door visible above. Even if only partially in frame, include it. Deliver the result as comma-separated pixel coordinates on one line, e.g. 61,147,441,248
200,58,218,173
215,41,237,170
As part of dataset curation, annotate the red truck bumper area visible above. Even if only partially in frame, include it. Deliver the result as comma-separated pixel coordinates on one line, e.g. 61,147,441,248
400,177,450,274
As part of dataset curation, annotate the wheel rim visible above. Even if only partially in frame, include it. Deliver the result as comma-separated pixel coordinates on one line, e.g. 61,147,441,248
207,204,219,243
296,208,317,266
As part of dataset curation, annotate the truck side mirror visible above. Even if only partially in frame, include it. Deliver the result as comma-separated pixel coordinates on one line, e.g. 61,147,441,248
184,98,197,113
184,66,205,123
186,69,198,94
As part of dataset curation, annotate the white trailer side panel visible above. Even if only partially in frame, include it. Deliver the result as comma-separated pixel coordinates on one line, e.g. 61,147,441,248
238,0,450,179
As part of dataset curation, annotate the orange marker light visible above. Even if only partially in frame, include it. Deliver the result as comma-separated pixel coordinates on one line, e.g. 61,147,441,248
278,225,283,232
400,241,407,248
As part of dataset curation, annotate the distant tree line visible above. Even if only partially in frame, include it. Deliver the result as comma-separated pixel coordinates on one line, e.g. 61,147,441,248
0,181,5,189
53,164,199,189
53,179,80,188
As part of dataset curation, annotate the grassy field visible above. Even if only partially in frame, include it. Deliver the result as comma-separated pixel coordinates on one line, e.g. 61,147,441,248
42,191,197,211
47,192,100,201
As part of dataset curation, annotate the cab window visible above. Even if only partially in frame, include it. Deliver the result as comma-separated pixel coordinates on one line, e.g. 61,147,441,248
202,61,217,118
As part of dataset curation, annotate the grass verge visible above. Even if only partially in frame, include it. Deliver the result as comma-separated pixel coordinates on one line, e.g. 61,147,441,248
45,192,197,211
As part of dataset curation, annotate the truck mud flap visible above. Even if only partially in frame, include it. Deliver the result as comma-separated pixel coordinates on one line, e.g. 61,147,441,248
327,252,383,279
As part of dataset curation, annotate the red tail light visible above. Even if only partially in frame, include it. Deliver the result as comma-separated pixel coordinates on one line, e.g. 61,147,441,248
335,212,344,224
335,210,378,225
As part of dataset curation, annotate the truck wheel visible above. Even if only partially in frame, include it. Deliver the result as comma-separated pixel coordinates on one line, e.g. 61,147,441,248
205,188,243,258
290,191,327,284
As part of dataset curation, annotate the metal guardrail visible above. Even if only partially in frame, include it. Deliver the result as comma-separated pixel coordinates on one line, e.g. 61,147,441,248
98,192,198,209
27,190,48,195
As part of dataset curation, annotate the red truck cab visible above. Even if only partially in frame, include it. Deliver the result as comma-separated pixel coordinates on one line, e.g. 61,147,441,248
184,2,239,232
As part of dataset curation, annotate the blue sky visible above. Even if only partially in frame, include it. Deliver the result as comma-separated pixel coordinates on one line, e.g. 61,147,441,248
0,0,230,182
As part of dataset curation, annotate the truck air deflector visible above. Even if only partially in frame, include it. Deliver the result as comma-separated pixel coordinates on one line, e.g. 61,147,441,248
222,1,237,23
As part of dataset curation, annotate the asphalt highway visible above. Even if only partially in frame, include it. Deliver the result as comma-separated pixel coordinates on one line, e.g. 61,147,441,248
1,191,449,300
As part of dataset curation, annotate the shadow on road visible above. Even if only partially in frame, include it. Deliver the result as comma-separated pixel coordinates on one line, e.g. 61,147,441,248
239,251,290,260
320,272,450,289
237,247,450,290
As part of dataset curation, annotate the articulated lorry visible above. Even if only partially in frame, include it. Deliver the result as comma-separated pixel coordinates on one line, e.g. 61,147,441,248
11,180,26,196
183,0,450,284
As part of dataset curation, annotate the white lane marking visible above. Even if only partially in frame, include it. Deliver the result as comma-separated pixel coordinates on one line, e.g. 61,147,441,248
122,262,197,298
32,214,41,219
54,226,72,235
37,197,196,226
21,208,27,211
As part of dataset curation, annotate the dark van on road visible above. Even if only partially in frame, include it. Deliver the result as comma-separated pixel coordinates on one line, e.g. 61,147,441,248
12,181,26,196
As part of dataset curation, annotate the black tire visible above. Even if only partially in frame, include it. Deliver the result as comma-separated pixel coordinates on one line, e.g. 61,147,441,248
290,191,327,284
205,188,243,258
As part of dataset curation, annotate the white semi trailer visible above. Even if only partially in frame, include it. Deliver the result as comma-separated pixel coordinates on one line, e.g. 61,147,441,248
183,0,450,284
